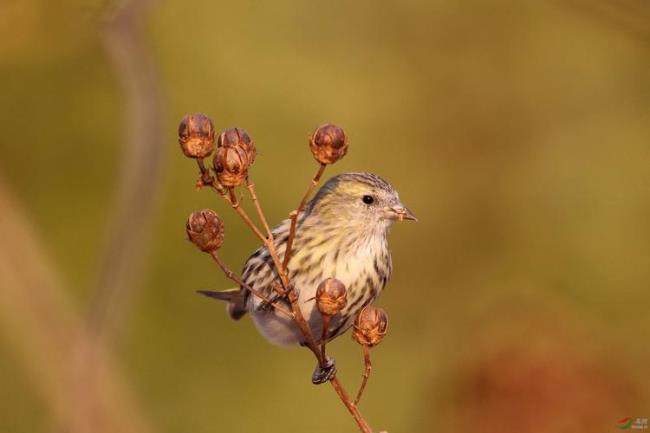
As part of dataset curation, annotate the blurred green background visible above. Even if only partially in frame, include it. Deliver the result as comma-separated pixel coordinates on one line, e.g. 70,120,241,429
1,0,649,432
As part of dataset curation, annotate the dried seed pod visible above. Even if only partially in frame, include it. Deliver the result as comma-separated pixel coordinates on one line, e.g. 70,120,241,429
213,145,251,187
178,113,215,159
352,306,388,348
309,123,348,165
186,209,224,253
213,127,256,187
316,278,347,316
217,127,256,164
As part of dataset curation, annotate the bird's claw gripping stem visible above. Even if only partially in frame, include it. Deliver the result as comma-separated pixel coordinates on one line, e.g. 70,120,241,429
312,357,336,385
258,282,299,312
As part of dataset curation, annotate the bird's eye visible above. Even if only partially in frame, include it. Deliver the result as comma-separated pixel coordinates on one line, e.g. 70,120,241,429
362,195,374,205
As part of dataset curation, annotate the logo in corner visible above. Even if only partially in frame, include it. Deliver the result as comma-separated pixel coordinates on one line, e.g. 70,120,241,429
618,417,648,430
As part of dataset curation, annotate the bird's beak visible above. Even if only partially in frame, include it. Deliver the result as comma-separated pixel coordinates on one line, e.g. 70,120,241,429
390,205,417,222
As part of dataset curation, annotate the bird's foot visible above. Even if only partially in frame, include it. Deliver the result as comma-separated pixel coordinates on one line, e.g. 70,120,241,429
256,284,299,312
311,357,336,385
256,292,281,312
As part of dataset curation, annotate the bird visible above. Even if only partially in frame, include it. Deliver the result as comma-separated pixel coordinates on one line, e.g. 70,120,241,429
198,172,415,380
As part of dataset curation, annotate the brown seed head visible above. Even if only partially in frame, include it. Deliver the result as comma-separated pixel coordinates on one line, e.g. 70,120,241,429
352,306,388,348
316,278,347,316
213,128,256,187
186,209,224,253
309,123,348,165
178,113,215,159
213,146,250,187
217,127,256,164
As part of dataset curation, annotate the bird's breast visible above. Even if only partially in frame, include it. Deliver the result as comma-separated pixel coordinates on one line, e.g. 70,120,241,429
290,233,392,331
247,226,392,346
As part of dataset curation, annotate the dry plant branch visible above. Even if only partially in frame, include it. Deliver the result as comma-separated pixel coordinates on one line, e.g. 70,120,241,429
180,117,378,432
225,188,269,243
330,378,373,433
245,178,273,238
320,314,331,361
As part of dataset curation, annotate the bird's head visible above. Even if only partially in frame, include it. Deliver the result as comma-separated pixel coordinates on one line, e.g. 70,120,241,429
308,172,416,233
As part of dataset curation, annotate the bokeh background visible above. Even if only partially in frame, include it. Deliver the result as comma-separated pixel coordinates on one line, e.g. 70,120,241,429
1,0,649,432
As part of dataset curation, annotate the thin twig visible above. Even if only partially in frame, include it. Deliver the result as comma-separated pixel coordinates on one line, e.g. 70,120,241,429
284,283,326,366
245,178,273,238
208,252,293,318
354,345,372,405
330,377,373,433
223,187,291,290
320,315,331,362
242,178,293,290
282,163,326,271
222,187,267,242
196,159,217,190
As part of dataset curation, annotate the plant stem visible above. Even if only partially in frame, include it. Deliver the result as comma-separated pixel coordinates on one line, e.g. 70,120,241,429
330,377,373,433
320,315,331,362
282,163,326,271
354,345,372,405
284,282,326,366
245,178,273,238
222,187,268,242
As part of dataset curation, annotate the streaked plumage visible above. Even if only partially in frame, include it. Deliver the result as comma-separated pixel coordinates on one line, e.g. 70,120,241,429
213,172,414,346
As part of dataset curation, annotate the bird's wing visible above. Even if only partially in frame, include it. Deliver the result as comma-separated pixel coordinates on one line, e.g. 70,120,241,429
240,243,283,307
239,210,310,306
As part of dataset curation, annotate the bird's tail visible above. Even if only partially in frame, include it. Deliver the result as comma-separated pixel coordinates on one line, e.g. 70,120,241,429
197,288,248,320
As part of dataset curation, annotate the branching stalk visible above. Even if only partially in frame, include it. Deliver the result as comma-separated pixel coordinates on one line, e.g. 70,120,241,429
330,377,373,433
193,155,375,432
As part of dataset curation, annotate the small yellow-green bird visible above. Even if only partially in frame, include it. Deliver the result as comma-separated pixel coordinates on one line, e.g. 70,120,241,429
199,172,415,380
